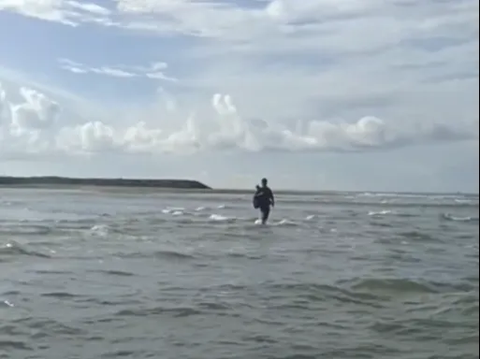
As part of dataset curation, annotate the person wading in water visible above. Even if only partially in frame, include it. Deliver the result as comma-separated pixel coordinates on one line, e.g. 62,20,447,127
252,178,275,224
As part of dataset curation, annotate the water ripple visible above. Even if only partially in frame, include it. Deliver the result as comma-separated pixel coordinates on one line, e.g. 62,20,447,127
0,188,477,359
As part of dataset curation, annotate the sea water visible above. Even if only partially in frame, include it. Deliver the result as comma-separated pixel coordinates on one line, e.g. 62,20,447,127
0,188,478,359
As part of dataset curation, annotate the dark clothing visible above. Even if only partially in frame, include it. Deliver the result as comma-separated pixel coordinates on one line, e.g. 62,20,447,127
254,186,274,224
255,186,274,207
260,204,270,223
252,187,261,209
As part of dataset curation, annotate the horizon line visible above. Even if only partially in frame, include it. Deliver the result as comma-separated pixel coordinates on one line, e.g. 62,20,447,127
0,175,477,196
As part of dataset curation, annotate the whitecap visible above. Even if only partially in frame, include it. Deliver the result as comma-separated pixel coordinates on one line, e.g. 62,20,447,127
274,219,297,226
442,213,477,222
90,224,110,236
368,210,393,216
209,214,234,222
2,300,14,307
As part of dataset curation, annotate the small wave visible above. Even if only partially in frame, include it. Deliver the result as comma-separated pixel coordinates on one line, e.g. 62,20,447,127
40,291,79,299
0,224,53,236
92,269,136,277
347,277,472,295
90,224,111,236
115,306,201,318
399,231,438,243
0,340,32,351
441,213,478,223
368,210,394,216
454,199,478,204
209,214,235,223
0,242,51,259
22,318,87,338
116,249,195,260
1,300,14,307
350,278,438,295
265,282,385,308
161,207,185,214
274,219,298,227
154,250,195,260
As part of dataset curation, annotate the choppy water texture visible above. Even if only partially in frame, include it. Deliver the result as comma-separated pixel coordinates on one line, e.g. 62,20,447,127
0,188,478,359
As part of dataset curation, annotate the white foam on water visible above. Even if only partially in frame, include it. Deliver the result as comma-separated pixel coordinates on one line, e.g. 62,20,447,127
368,210,393,216
441,213,478,222
2,300,14,307
209,214,233,222
275,219,297,226
90,224,110,237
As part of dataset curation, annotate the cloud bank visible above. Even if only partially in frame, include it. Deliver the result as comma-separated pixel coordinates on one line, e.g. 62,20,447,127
0,81,477,159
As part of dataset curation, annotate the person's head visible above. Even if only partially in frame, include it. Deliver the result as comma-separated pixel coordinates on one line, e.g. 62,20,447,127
261,178,268,187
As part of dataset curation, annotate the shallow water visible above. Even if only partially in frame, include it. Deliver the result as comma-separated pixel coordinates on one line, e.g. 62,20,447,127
0,188,478,359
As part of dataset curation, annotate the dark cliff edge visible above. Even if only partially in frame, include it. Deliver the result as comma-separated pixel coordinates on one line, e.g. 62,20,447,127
0,176,212,190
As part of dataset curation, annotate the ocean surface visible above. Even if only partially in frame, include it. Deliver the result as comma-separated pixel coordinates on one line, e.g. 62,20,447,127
0,187,478,359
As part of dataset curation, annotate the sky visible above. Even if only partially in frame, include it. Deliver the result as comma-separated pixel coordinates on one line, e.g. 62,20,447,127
0,0,478,192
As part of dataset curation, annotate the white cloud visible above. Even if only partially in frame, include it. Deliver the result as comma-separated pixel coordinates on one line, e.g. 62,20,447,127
58,59,176,81
0,0,112,26
0,82,477,159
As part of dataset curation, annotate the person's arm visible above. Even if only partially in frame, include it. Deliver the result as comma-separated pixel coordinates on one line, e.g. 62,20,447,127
269,189,275,207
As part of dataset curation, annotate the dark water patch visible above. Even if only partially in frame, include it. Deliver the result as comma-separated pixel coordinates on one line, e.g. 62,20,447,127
349,278,439,295
113,249,196,260
152,250,196,260
27,319,88,339
227,251,263,260
319,343,404,359
40,292,81,299
264,282,387,309
115,306,202,318
27,269,74,275
350,277,476,297
77,296,143,307
399,230,439,242
0,340,32,351
369,221,394,228
92,269,136,277
101,350,148,358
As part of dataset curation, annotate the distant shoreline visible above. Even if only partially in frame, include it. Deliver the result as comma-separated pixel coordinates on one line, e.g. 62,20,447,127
0,176,211,190
0,176,476,197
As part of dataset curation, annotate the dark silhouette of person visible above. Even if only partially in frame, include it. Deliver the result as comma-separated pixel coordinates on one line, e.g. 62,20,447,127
253,185,261,209
253,178,275,224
